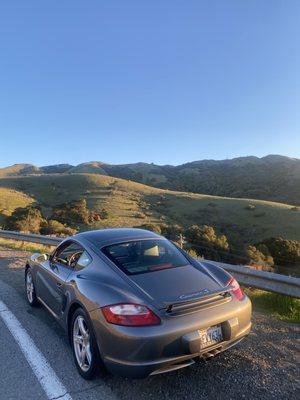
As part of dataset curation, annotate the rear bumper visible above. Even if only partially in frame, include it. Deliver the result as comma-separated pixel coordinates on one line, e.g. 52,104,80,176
90,295,252,378
103,322,251,378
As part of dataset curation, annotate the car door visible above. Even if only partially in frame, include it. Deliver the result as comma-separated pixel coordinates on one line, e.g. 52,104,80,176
36,241,84,317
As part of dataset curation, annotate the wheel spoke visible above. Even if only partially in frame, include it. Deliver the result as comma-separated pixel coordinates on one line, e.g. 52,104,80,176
26,273,34,302
78,317,88,336
73,334,83,345
80,347,86,366
86,344,92,365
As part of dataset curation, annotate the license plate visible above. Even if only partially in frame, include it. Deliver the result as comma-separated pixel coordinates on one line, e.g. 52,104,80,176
199,325,223,349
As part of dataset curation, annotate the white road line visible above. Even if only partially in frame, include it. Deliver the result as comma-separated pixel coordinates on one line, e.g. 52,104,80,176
0,299,73,400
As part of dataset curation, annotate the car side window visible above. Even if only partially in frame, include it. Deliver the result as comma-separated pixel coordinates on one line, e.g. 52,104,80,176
53,242,84,269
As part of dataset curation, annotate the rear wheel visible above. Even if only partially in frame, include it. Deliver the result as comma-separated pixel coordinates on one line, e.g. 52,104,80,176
25,268,39,306
71,308,101,379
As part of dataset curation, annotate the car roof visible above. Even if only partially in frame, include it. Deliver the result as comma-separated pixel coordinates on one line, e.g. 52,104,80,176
74,228,163,248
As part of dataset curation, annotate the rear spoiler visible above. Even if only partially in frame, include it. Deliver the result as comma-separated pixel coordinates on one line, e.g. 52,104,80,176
162,286,232,313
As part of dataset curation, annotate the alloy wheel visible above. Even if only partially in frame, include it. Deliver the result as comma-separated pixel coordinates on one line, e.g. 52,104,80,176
73,315,92,372
26,270,34,303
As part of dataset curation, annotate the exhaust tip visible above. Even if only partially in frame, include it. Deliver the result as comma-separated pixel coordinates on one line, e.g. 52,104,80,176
201,346,223,360
202,352,214,360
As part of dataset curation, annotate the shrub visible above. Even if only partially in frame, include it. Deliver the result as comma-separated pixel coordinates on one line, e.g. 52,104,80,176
246,245,274,269
139,224,162,234
51,199,90,225
245,204,256,211
5,205,77,236
160,224,183,241
186,248,198,258
40,220,76,236
257,237,300,266
185,225,229,260
89,212,102,222
99,208,110,219
5,206,43,234
135,212,146,219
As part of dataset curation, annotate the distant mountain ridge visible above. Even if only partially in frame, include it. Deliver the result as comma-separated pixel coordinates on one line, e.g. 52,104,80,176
1,155,300,205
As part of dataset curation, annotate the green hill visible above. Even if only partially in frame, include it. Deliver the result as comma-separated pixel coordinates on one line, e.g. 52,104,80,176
68,162,108,175
1,155,300,205
0,188,34,221
98,155,300,205
0,173,300,247
0,163,40,176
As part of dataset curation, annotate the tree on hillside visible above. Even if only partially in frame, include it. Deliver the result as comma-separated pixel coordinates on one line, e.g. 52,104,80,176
51,199,90,225
246,245,274,269
186,248,199,258
40,220,77,236
99,208,110,219
185,225,229,260
160,224,183,241
5,206,43,234
257,237,300,265
139,224,162,234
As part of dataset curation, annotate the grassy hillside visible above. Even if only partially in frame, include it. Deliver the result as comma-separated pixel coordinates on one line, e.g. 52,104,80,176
68,162,108,175
0,173,300,247
2,155,300,205
101,155,300,205
0,163,40,176
0,188,34,222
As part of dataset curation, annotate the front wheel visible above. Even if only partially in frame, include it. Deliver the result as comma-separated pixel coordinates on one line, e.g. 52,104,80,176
25,268,39,306
71,308,101,380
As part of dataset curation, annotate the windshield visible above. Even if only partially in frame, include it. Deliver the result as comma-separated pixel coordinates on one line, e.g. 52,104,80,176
102,239,189,275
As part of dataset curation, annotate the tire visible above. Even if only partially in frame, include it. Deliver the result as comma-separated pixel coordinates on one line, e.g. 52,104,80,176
25,268,39,307
71,307,101,380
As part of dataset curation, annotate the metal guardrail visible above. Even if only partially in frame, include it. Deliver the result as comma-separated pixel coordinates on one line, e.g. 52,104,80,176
0,230,61,246
0,229,300,298
210,261,300,299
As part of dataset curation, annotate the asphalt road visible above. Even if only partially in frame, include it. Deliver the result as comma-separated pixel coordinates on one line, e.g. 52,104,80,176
0,248,299,400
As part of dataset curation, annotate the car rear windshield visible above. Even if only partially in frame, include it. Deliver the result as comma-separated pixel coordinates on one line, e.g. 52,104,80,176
102,239,189,275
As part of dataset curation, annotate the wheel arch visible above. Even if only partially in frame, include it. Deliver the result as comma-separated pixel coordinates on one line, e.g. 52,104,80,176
67,301,83,341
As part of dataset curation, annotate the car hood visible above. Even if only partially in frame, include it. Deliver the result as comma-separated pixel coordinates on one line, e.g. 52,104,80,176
129,264,222,308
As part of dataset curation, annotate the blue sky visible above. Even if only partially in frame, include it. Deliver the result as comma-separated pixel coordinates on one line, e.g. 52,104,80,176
0,1,299,167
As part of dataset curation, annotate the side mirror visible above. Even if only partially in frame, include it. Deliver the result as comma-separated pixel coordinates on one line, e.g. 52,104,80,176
40,253,49,262
31,253,49,263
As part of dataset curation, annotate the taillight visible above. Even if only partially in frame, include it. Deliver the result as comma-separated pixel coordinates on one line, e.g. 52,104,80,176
228,277,245,301
101,303,161,326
